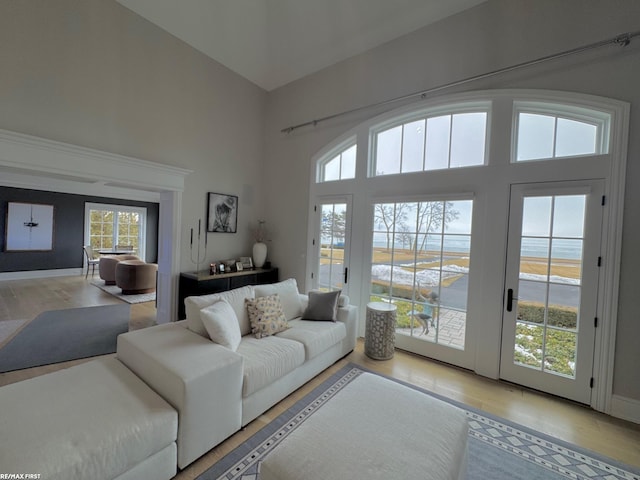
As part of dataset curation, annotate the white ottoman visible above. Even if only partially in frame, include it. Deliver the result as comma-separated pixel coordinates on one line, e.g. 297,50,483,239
261,372,469,480
0,357,178,480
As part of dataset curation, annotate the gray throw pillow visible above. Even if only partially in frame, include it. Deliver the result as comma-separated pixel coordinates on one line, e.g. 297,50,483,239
302,290,341,321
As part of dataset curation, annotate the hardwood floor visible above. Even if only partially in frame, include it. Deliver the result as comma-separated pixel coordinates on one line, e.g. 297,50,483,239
1,274,639,477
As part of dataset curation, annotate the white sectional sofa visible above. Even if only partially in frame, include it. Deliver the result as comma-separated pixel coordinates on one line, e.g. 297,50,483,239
0,278,356,478
117,278,358,469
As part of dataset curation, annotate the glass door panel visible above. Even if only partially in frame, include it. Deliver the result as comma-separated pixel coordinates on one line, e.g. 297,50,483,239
370,199,473,357
311,196,352,295
501,182,603,404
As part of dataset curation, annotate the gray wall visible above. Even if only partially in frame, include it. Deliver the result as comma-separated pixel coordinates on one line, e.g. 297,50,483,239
0,186,159,271
262,0,640,400
0,0,267,273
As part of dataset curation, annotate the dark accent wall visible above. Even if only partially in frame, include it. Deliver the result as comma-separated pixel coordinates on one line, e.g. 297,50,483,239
0,186,159,273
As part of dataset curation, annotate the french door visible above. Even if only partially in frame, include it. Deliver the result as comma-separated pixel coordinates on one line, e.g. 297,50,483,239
368,197,474,369
500,181,604,404
309,196,353,295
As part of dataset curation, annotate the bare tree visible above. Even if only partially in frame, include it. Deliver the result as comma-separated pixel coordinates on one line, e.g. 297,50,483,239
416,201,459,252
321,208,346,245
396,224,414,250
374,203,408,250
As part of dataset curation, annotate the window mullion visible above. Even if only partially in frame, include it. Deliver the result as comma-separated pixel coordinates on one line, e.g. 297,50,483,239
113,209,119,247
422,119,428,172
447,115,454,168
399,124,405,174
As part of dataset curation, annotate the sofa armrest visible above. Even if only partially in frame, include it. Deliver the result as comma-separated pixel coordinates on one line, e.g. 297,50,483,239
117,323,243,469
336,304,358,355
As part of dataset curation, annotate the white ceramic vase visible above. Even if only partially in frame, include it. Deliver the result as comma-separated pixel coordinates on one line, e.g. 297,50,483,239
252,242,267,268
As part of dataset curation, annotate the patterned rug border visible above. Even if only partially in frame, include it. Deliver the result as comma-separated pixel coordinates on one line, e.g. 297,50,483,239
361,365,640,480
199,363,640,480
90,280,156,304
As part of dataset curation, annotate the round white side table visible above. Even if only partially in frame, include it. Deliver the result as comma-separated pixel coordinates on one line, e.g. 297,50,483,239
364,302,397,360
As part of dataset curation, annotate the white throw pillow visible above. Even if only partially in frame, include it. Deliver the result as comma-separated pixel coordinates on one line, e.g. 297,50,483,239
199,300,242,351
254,278,303,321
186,285,255,337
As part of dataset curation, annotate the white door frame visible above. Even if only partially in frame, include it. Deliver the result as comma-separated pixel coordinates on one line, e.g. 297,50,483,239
0,128,192,323
306,195,353,295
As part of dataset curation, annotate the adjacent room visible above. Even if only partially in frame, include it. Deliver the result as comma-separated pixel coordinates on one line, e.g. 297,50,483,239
1,1,639,479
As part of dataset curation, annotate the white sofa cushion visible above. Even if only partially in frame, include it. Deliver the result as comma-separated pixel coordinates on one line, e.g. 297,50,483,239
0,357,177,480
276,319,347,360
237,336,305,397
255,278,303,321
200,300,242,351
186,285,255,337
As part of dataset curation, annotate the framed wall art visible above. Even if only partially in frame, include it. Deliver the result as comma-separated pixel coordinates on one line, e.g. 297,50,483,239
240,256,253,269
5,202,55,251
207,193,238,233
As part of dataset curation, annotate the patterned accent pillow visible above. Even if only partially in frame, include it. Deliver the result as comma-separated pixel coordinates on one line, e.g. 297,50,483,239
245,294,289,339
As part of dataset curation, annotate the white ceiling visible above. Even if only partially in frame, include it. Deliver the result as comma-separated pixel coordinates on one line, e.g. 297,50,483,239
116,0,486,91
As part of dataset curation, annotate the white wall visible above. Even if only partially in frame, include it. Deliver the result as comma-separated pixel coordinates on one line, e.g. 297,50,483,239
0,0,267,274
263,0,640,402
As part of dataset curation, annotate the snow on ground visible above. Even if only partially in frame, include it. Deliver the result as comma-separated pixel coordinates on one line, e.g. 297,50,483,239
371,264,466,287
519,272,580,285
373,264,577,286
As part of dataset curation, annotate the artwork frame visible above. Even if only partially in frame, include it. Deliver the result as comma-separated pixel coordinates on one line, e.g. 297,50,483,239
5,202,55,251
207,193,238,233
240,256,253,269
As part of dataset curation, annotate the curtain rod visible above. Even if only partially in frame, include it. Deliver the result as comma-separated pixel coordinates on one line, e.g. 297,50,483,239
281,30,639,134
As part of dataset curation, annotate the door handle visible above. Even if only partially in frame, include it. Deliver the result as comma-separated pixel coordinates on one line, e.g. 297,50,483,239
506,288,518,312
344,267,348,284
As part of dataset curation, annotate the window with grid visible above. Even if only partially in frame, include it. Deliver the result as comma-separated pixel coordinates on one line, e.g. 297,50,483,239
514,102,610,162
86,203,146,255
370,199,473,349
371,108,488,176
317,142,356,183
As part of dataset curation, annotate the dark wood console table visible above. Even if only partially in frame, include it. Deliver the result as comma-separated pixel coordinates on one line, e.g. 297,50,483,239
178,267,279,319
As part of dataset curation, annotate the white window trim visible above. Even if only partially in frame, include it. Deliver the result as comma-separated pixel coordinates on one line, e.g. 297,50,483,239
315,135,357,183
368,100,492,177
512,100,611,163
308,89,629,417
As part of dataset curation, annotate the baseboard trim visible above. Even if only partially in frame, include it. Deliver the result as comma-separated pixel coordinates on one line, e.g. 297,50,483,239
0,268,83,281
611,394,640,424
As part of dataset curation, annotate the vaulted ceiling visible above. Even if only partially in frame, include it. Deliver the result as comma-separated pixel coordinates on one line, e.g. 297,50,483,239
116,0,487,91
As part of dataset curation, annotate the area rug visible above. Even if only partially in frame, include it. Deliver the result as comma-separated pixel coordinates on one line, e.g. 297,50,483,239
91,280,156,304
199,364,640,480
0,304,130,373
0,319,28,346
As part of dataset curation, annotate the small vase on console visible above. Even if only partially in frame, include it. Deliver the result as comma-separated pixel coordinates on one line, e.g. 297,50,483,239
252,242,267,268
